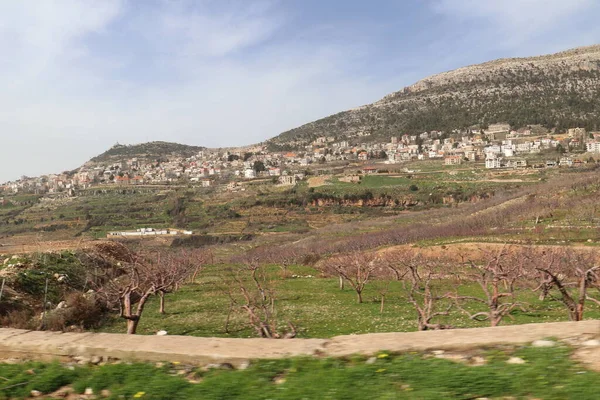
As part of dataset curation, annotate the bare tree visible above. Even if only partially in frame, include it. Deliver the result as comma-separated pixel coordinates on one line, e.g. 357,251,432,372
190,249,211,284
224,257,296,338
259,246,299,279
381,249,414,284
534,248,600,321
372,276,392,314
321,251,378,303
408,266,454,331
383,248,427,287
381,248,455,329
453,246,526,327
97,249,195,334
156,249,206,314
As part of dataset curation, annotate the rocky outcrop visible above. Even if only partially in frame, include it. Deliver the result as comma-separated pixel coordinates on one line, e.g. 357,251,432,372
272,45,600,145
310,197,419,208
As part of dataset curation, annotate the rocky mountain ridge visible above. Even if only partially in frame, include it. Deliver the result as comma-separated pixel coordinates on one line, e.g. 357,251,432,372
271,45,600,146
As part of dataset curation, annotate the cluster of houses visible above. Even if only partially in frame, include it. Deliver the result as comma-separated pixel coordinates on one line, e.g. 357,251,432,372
2,126,599,195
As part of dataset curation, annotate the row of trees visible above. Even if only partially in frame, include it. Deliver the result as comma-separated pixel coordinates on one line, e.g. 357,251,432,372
8,240,595,337
317,246,599,330
86,243,295,337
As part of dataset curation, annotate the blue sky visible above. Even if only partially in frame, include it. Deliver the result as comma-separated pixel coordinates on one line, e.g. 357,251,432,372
1,0,600,182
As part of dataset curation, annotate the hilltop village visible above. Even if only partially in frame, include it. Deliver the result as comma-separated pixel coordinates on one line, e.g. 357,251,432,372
2,124,599,196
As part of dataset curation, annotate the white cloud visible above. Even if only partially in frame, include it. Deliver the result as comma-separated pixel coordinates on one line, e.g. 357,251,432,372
0,0,394,182
431,0,597,51
0,0,124,87
158,1,284,58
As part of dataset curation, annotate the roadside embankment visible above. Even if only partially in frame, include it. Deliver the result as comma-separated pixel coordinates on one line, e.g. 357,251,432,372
1,320,598,369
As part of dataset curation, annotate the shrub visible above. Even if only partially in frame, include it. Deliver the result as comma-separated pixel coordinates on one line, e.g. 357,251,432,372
46,293,107,332
0,309,36,329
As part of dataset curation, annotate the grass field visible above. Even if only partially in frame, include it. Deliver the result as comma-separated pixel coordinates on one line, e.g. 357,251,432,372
1,345,598,399
98,264,600,338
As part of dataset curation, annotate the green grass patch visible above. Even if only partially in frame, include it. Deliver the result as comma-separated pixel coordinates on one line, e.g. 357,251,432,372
99,264,600,338
1,345,598,399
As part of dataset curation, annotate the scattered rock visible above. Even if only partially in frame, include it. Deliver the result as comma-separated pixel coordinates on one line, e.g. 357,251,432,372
201,363,221,371
55,301,68,310
30,390,42,397
507,357,526,365
186,373,202,384
432,350,445,356
73,356,91,365
156,330,168,336
470,356,487,366
436,353,467,363
50,386,73,398
91,355,103,365
201,363,234,371
84,387,94,395
238,360,250,370
582,340,600,347
532,340,555,348
366,357,377,364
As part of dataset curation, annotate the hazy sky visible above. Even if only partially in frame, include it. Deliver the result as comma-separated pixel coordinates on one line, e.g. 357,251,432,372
1,0,600,183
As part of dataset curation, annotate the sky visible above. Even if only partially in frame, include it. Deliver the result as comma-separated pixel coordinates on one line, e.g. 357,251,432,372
1,0,600,183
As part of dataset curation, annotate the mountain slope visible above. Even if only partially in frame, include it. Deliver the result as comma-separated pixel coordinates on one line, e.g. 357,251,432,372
271,45,600,145
89,141,205,164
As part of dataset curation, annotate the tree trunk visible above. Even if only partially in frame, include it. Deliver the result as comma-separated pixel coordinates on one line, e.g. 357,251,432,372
357,290,363,304
339,275,344,290
191,266,201,283
224,301,234,334
568,308,579,321
380,295,385,313
127,318,139,334
574,303,583,321
417,316,426,331
576,275,588,321
576,304,584,321
490,315,500,327
159,291,165,314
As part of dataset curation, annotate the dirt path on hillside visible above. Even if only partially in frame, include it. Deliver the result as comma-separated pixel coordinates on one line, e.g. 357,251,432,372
380,241,599,262
0,239,104,254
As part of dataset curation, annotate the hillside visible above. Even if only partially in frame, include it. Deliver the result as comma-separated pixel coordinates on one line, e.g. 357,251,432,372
89,141,205,164
271,45,600,145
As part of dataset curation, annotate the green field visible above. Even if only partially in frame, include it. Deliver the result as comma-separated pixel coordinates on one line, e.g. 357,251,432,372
98,264,600,338
1,345,598,399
